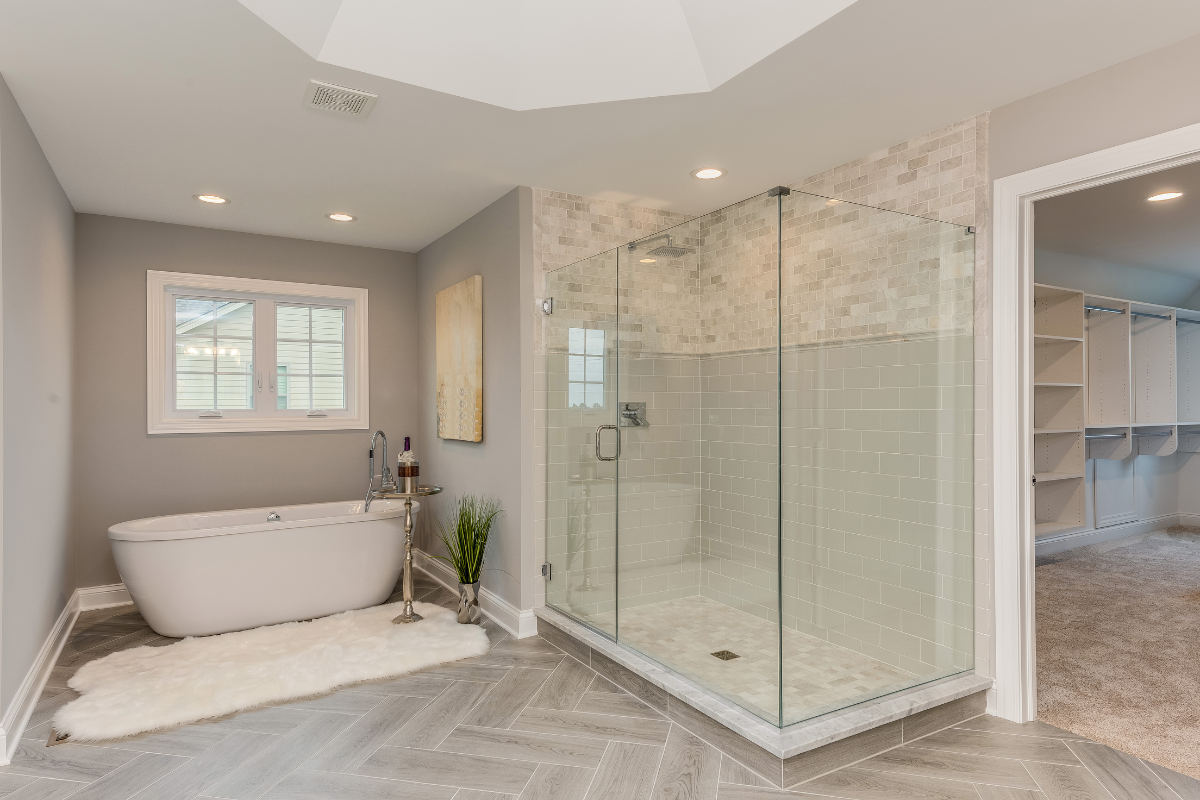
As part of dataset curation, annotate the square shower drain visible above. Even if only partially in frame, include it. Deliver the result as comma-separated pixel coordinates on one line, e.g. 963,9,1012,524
711,650,740,661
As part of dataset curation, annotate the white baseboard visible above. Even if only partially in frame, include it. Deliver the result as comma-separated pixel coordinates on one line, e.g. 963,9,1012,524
1035,514,1179,556
1178,514,1200,528
77,583,132,611
413,550,538,639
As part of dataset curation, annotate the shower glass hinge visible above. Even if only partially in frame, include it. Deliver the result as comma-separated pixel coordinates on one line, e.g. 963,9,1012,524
768,185,792,197
541,563,552,580
966,226,976,234
541,298,553,315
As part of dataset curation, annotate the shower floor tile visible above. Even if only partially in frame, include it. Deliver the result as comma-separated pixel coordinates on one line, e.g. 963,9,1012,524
593,596,917,722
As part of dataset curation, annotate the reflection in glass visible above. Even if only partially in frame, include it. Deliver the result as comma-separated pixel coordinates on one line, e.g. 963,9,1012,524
175,298,254,410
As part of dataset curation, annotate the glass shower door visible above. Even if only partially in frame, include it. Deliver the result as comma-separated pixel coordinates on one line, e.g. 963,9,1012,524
542,250,620,637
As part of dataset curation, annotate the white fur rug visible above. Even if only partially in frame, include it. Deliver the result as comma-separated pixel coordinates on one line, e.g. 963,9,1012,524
54,600,490,741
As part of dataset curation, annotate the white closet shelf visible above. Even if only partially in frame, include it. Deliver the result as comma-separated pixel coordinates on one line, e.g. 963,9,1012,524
1034,428,1083,435
1034,472,1085,482
1034,335,1084,343
1036,521,1085,537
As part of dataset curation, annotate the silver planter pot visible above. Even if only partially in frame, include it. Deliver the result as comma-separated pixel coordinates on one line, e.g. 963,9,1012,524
457,581,482,624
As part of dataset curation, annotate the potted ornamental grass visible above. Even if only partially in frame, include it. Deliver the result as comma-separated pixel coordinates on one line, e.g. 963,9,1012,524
434,495,502,623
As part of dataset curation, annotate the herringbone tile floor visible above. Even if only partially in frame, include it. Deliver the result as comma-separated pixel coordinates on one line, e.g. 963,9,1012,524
2,573,1197,800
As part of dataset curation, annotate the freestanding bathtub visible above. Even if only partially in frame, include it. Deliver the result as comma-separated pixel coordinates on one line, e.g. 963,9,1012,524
109,499,416,637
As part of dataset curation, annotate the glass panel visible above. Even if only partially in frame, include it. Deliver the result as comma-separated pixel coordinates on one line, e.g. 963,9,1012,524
174,298,253,410
615,197,783,726
779,191,975,726
542,250,619,637
277,304,346,411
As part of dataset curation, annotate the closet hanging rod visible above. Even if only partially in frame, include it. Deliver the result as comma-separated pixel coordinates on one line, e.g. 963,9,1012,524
1084,304,1124,314
1178,317,1200,325
1131,310,1173,321
1084,433,1126,440
1132,430,1172,437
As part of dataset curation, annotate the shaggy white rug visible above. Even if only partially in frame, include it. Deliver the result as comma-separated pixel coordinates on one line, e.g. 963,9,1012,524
54,600,490,741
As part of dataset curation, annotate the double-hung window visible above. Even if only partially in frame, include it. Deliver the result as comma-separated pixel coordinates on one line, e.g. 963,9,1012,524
148,271,368,434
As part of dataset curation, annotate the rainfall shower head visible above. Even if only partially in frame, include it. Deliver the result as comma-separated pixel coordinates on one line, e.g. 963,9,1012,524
640,235,695,258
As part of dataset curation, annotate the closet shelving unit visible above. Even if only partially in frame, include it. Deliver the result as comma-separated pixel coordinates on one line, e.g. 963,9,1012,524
1033,283,1200,540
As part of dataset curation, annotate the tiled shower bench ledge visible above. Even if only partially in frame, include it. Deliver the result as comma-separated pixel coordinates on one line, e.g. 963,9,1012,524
534,605,994,790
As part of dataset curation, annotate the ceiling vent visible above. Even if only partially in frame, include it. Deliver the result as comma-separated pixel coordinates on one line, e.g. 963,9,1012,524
303,80,377,119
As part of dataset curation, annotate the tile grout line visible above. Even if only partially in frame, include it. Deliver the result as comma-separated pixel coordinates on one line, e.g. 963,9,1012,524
578,740,611,800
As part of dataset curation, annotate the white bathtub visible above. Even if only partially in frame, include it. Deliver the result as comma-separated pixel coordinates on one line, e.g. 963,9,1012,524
109,499,416,637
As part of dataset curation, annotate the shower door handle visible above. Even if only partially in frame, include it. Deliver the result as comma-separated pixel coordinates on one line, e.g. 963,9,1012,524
595,425,620,461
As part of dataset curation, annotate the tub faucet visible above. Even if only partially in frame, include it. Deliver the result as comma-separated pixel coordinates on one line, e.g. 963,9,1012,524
365,430,396,510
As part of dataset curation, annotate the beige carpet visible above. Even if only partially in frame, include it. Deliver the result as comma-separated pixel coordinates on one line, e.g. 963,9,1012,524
1036,527,1200,778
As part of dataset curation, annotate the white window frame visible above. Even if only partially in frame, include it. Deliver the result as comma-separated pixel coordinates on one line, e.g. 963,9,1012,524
147,271,369,434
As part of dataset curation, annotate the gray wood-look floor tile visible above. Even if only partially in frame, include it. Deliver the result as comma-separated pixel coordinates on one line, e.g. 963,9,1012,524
280,691,384,715
528,659,593,712
916,729,1082,766
492,638,562,656
0,774,40,797
5,778,89,800
584,678,621,695
1022,762,1116,800
1142,761,1200,800
517,764,595,800
438,726,608,769
354,676,455,699
719,757,768,788
453,791,516,800
799,767,982,800
1063,741,1176,800
973,787,1047,800
417,665,511,684
206,712,357,800
103,724,233,757
356,747,538,795
66,753,188,800
0,741,138,783
512,708,671,748
651,724,721,800
304,695,432,773
261,768,456,800
952,719,1086,741
463,670,553,730
130,730,278,800
209,707,314,735
25,689,78,731
572,691,663,720
471,653,565,671
478,620,511,649
860,745,1040,790
584,742,663,800
386,681,493,750
714,787,802,799
58,630,166,669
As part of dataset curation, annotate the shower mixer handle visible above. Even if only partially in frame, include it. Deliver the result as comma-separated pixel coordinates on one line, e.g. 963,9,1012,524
595,425,620,461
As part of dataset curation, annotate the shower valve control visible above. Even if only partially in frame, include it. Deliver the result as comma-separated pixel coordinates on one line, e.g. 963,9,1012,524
619,402,648,427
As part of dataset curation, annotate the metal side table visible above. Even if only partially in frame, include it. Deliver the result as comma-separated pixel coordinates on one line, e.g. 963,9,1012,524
376,485,442,623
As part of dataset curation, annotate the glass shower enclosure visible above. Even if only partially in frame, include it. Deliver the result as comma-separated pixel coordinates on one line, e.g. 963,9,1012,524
541,188,975,729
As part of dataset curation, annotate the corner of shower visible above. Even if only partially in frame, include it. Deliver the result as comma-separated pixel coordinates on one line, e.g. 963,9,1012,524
538,187,977,734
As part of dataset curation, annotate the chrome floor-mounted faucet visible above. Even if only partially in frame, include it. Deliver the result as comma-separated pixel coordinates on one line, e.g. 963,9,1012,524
364,430,397,510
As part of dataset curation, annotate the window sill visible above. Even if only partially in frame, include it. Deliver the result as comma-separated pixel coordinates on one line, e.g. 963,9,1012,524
148,414,370,435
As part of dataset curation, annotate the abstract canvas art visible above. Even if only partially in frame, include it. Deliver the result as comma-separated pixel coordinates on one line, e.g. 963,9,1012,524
435,275,483,442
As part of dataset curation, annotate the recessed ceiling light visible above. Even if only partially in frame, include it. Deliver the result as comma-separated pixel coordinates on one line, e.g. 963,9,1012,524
194,194,228,204
691,168,724,180
1147,192,1183,202
639,258,657,264
327,213,356,222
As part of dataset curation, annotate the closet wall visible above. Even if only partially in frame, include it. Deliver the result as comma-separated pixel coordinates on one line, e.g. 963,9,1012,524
1033,281,1198,551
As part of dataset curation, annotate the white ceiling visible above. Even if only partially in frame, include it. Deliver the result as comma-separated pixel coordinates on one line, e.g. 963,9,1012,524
236,0,858,110
1036,160,1200,277
3,1,1200,253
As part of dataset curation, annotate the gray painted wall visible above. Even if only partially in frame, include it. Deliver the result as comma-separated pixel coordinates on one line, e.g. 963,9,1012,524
1034,249,1200,310
991,31,1200,181
72,215,417,589
0,74,75,713
414,187,533,610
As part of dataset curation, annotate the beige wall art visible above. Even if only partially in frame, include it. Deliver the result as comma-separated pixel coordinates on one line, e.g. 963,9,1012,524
435,275,483,442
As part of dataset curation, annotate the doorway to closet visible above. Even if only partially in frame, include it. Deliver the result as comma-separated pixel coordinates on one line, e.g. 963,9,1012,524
1027,159,1200,777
